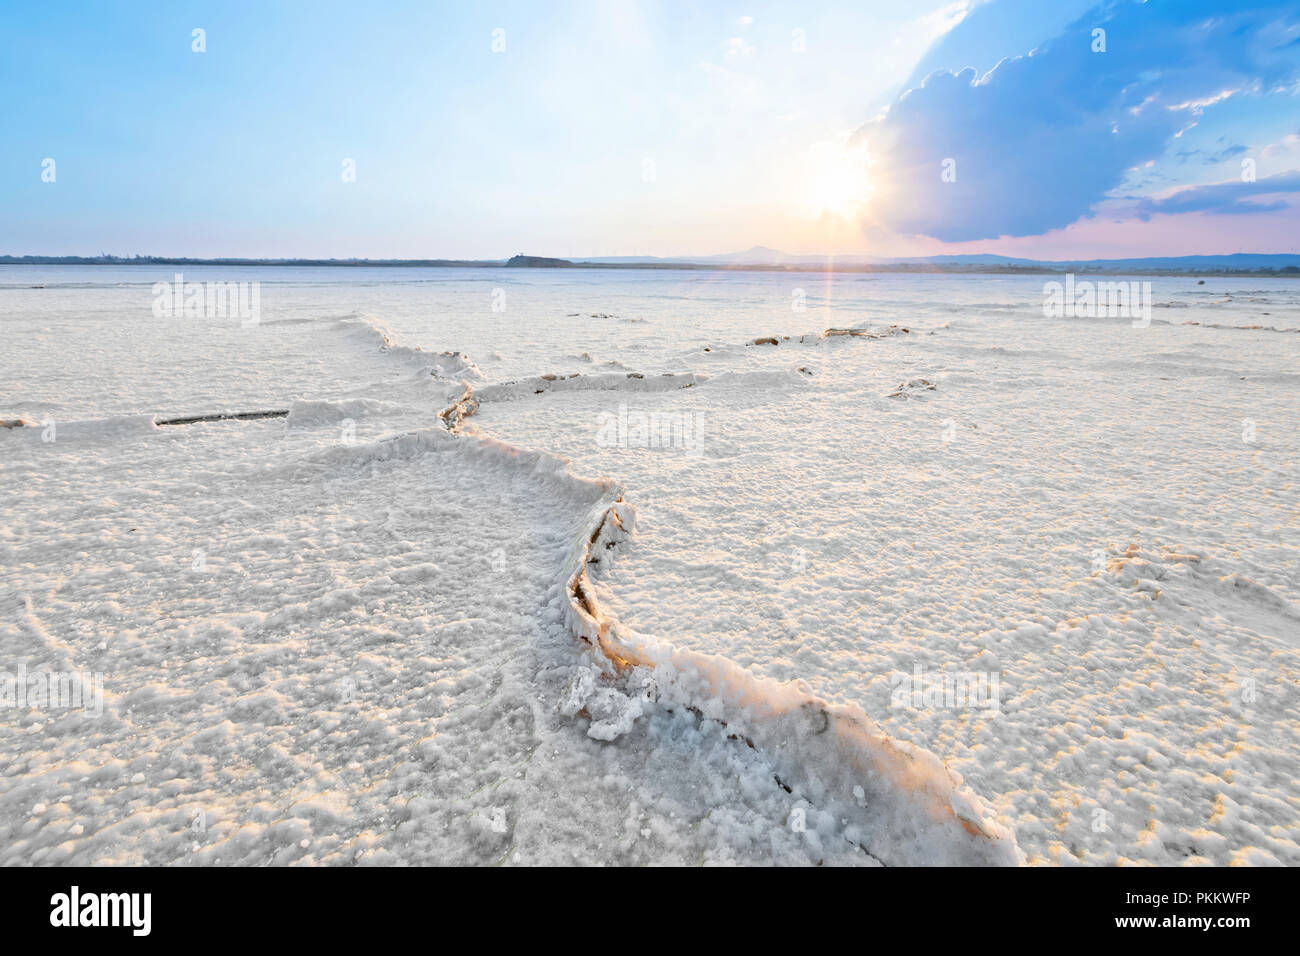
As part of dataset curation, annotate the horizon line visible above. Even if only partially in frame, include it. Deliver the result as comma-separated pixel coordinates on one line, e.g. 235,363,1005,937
3,251,1300,278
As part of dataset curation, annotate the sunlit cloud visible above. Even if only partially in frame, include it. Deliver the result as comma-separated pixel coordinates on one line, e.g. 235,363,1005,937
852,0,1300,243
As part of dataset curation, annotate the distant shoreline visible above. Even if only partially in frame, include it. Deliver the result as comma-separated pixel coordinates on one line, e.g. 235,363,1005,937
3,254,1299,278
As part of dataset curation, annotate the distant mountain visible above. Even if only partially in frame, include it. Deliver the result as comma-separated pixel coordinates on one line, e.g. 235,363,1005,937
575,246,817,266
1038,254,1300,271
699,246,792,264
569,249,1300,272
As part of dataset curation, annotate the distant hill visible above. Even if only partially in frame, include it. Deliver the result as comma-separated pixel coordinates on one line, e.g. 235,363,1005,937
570,248,1300,272
574,248,1300,274
1033,254,1300,271
505,255,574,268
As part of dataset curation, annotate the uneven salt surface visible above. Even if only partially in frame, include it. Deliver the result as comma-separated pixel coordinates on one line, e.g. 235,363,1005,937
477,307,1300,866
2,418,928,865
3,266,1298,865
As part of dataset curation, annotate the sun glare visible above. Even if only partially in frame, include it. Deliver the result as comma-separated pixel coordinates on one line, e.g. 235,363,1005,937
802,139,872,219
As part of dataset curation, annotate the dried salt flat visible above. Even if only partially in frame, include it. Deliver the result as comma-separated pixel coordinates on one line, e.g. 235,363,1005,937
3,266,1297,865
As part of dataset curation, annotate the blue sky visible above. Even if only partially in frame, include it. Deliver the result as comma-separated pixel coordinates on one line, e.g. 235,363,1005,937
2,0,1298,259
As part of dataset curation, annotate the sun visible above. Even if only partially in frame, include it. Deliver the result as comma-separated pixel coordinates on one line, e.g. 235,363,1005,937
802,138,872,219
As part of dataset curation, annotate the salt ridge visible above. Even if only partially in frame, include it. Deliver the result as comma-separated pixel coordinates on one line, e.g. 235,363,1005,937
414,314,1024,865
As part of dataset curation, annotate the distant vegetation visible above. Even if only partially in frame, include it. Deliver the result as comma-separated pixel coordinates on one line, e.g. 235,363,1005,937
504,255,575,268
